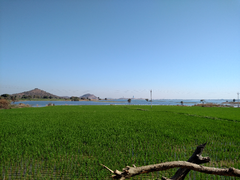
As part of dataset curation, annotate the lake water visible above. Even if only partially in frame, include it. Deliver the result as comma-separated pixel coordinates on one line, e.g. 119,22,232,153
13,99,237,107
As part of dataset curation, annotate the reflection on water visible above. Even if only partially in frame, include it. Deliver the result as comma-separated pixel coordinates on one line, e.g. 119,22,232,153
13,99,234,107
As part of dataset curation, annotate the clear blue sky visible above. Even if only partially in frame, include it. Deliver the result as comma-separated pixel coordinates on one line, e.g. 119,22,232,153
0,0,239,99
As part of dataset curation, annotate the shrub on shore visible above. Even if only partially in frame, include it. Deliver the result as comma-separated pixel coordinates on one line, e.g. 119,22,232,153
0,99,11,109
0,99,31,109
17,103,31,108
193,103,226,107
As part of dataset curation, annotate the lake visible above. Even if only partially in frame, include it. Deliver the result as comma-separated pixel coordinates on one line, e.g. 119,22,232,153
13,99,236,107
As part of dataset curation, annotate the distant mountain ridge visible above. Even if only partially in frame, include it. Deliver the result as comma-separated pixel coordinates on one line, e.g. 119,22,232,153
12,88,60,98
11,88,99,100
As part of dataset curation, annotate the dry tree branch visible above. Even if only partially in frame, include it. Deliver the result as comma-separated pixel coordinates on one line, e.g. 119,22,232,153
101,143,240,180
101,161,240,180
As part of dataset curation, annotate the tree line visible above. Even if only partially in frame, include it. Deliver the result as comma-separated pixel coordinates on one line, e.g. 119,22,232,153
0,94,66,102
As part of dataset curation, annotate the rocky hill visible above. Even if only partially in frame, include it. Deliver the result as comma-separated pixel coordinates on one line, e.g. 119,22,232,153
10,88,99,100
80,93,98,100
12,88,60,98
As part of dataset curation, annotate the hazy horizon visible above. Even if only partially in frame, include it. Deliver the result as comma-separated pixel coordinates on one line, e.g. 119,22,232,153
4,87,239,100
1,0,239,99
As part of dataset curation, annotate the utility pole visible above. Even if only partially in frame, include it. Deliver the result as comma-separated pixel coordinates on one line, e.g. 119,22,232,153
238,92,239,108
150,90,152,109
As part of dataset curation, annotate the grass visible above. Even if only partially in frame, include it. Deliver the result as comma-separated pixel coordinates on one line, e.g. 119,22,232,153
0,105,240,179
153,105,240,122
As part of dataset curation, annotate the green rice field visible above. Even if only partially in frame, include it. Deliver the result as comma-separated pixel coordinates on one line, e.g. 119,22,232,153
0,105,240,179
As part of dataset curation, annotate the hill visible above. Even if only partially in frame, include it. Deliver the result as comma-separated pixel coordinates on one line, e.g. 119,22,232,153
12,88,60,99
80,93,98,100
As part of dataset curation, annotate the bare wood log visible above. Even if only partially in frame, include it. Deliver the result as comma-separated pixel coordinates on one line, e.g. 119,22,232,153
101,143,240,179
101,161,240,179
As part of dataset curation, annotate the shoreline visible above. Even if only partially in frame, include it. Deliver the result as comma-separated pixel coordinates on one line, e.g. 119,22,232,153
17,99,101,102
221,102,240,104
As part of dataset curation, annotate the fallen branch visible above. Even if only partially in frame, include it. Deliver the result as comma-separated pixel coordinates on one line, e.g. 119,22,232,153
101,161,240,179
101,143,240,179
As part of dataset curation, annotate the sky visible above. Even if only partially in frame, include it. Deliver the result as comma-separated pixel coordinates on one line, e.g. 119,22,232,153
0,0,240,99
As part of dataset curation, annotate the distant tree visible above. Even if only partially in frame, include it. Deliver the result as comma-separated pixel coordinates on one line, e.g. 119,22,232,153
145,99,148,102
200,99,205,107
27,95,32,100
1,94,10,99
10,95,17,103
70,96,79,101
105,98,107,100
233,99,236,102
98,97,101,100
43,96,48,99
22,95,27,99
81,97,86,100
49,96,53,99
180,101,183,106
128,98,131,104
